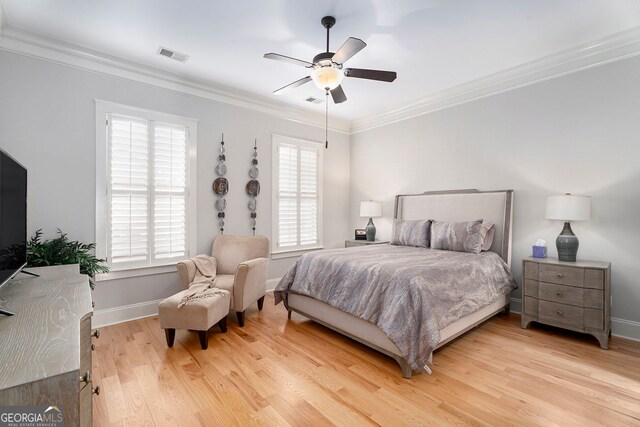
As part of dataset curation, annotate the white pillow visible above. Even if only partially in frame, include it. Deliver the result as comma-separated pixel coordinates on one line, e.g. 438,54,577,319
481,222,495,251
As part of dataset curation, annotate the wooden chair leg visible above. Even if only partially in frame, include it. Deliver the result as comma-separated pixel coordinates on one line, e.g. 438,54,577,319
257,296,265,311
287,310,292,320
236,311,245,327
198,330,208,349
218,317,227,333
165,329,175,347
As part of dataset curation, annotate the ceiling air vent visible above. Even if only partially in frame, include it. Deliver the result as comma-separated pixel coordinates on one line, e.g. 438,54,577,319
156,46,190,63
305,97,323,104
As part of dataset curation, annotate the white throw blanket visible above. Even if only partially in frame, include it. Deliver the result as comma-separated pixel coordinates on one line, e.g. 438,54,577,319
178,255,226,308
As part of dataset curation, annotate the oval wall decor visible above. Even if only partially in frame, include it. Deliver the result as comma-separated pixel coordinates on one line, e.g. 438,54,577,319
213,177,229,196
245,180,260,197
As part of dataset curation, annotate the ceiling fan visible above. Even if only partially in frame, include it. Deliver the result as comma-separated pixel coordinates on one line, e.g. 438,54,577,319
264,16,397,104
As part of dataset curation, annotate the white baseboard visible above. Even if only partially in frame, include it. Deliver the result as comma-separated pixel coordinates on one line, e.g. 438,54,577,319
92,289,640,343
93,298,163,328
509,297,522,314
510,297,640,342
267,277,281,291
610,317,640,342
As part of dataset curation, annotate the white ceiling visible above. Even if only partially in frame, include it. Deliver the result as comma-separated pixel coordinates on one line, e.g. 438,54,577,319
3,0,640,120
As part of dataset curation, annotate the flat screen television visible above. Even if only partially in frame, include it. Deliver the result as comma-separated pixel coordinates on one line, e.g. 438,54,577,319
0,149,27,315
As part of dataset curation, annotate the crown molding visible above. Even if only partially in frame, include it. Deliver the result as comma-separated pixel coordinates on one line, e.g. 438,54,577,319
0,26,350,134
350,26,640,134
2,22,640,137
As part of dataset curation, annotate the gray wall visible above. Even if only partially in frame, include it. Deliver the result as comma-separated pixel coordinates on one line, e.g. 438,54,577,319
0,51,350,311
350,55,640,326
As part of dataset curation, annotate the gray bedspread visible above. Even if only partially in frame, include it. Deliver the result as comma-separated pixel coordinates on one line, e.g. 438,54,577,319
274,245,516,370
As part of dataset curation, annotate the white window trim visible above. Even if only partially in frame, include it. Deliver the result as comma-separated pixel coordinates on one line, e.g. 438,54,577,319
271,133,323,256
95,99,197,278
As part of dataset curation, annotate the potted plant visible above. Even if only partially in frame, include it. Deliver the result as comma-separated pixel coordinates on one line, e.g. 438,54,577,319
27,229,108,289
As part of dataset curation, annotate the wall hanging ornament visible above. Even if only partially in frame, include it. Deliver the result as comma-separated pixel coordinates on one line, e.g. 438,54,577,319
213,133,228,234
247,138,260,235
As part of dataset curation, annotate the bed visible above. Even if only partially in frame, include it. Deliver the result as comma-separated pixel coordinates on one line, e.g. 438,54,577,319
275,189,515,378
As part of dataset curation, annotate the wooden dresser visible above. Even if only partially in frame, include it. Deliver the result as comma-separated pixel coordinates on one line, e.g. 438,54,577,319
521,257,611,348
0,265,98,426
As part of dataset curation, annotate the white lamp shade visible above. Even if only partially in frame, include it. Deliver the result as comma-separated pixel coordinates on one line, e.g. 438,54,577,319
545,194,591,221
360,201,382,218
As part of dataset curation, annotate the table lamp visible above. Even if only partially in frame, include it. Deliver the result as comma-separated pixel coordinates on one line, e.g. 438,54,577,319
545,193,591,262
360,201,382,241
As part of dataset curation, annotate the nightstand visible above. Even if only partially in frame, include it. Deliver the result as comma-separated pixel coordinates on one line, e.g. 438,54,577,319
521,256,611,349
345,239,390,248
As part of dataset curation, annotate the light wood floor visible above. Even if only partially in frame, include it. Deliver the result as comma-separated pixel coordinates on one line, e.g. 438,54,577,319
92,293,640,426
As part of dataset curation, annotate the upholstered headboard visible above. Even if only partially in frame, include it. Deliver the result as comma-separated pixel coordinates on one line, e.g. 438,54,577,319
394,189,514,267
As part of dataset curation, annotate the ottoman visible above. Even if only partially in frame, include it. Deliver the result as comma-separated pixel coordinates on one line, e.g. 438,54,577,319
158,288,230,349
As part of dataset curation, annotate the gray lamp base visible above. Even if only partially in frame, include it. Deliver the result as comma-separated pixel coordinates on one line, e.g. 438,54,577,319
365,218,376,241
556,221,579,262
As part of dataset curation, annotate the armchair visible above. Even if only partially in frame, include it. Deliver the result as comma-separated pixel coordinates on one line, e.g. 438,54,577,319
177,235,269,326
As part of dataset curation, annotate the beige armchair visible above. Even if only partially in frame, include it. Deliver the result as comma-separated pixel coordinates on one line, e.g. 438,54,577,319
177,235,269,327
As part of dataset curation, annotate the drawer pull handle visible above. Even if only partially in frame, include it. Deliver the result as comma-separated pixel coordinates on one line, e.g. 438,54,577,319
92,301,95,309
91,344,95,351
556,273,564,278
556,292,563,297
80,370,92,384
92,385,100,395
91,329,100,339
557,310,564,316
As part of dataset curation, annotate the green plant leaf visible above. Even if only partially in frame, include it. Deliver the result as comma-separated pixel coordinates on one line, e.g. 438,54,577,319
26,229,109,278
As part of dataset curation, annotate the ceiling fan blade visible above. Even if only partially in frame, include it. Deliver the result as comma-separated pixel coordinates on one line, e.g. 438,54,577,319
273,76,312,95
344,68,397,82
264,53,313,67
330,85,347,104
332,37,366,64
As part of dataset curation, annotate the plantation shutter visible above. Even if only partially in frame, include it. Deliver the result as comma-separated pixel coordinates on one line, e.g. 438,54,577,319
299,147,318,245
278,143,298,248
275,138,321,251
153,124,187,259
107,114,189,268
108,115,149,264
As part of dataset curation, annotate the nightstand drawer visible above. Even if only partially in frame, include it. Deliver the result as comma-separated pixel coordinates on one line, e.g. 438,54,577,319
539,300,583,327
538,282,582,305
539,264,584,287
524,297,604,330
524,297,581,326
540,282,604,309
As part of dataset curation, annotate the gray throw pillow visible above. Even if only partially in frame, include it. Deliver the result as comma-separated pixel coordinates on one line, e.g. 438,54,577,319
390,219,431,248
430,219,485,254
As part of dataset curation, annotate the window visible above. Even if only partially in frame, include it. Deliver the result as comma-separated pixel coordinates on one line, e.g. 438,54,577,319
272,134,323,254
95,101,197,273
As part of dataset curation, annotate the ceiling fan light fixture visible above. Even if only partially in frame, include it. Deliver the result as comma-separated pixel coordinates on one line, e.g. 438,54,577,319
310,64,344,90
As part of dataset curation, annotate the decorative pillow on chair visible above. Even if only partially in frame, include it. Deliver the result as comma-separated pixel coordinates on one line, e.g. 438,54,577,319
430,219,487,254
390,219,431,248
